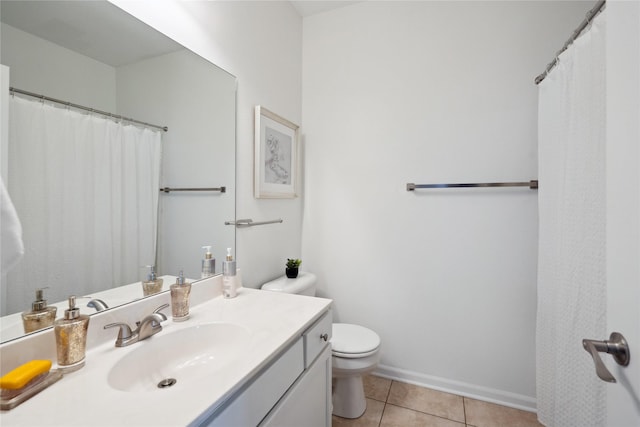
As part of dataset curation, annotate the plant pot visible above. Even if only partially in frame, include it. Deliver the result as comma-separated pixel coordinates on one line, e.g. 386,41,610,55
286,267,299,278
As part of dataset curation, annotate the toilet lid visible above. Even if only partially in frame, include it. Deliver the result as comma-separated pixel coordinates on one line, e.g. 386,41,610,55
332,323,380,357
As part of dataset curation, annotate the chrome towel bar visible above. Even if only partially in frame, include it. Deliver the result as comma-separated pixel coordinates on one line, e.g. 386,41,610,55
224,218,283,228
160,186,226,193
407,180,538,191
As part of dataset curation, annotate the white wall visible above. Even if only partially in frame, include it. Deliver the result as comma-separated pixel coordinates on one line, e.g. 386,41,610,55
0,23,116,112
111,0,304,288
301,1,592,409
606,1,640,424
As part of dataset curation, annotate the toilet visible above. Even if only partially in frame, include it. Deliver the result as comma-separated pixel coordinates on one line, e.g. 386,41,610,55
261,272,380,419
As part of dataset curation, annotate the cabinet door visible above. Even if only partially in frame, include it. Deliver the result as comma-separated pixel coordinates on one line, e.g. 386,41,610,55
196,339,304,427
261,344,332,427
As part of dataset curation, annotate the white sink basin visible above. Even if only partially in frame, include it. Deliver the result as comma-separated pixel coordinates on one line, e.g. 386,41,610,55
108,322,251,392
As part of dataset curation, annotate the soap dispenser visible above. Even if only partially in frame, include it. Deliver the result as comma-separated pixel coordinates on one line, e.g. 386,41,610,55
201,245,215,278
222,248,237,299
21,288,57,333
142,265,163,296
170,270,191,321
54,296,90,373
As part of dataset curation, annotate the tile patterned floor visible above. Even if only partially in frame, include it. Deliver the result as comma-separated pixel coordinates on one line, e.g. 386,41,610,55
332,375,544,427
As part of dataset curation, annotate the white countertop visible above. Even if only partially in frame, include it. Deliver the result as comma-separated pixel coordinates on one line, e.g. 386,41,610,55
0,288,332,426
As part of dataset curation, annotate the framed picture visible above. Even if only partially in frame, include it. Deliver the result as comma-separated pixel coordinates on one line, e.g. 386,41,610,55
254,106,299,198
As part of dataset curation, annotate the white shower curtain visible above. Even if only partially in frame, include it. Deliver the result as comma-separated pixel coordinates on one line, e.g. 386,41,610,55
536,10,606,427
6,96,162,313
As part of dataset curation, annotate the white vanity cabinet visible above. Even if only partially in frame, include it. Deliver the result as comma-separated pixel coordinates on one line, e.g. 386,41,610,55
260,345,332,427
199,309,333,427
261,309,333,427
0,287,333,427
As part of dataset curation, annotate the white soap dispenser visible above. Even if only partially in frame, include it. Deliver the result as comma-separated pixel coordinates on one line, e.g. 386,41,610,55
201,245,215,278
222,248,237,299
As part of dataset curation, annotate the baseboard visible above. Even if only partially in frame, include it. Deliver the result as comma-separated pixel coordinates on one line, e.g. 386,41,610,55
373,364,537,413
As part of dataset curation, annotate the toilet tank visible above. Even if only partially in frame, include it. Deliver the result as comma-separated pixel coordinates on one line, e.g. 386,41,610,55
261,272,317,296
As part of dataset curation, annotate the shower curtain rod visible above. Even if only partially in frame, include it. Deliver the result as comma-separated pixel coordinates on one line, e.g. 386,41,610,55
534,0,606,85
9,87,168,132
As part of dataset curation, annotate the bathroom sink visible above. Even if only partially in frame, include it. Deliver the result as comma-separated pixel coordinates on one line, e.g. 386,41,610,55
108,322,251,392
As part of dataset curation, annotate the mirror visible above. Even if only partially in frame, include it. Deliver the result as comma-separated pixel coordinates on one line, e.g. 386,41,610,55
0,1,236,342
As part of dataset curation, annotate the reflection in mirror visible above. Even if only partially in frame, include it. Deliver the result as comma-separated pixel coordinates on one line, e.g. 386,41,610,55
0,1,236,343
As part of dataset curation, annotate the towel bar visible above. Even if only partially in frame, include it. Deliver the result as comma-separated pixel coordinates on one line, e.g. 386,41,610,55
406,180,538,191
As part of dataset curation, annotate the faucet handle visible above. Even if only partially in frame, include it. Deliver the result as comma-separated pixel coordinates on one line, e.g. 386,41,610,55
153,303,170,321
104,322,133,340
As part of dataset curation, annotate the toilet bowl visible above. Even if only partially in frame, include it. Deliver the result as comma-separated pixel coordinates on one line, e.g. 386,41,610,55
331,323,380,418
261,272,381,419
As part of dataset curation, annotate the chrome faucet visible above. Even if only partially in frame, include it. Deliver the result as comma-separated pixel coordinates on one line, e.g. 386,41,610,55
104,303,169,347
87,298,109,312
137,311,167,340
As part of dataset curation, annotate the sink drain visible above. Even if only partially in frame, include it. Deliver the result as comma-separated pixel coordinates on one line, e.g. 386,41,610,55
157,378,177,389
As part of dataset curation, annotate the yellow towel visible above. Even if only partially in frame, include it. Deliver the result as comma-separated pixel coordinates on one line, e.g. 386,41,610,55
0,360,52,390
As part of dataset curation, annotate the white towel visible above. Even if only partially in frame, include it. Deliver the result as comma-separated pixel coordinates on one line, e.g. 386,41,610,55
1,178,24,273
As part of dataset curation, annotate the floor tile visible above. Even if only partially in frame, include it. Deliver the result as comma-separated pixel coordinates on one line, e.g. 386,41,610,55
332,398,385,427
464,397,544,427
364,374,392,402
387,381,465,423
380,404,465,427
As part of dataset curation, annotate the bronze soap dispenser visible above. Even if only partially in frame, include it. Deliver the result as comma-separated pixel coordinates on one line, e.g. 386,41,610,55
21,288,57,333
54,296,90,373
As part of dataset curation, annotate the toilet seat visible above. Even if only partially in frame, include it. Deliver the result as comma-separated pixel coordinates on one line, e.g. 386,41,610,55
332,323,380,359
333,348,379,359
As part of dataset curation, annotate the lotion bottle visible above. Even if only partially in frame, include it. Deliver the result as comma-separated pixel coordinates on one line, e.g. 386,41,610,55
170,270,191,321
201,245,215,278
142,265,163,296
222,248,237,299
54,296,90,373
22,288,57,333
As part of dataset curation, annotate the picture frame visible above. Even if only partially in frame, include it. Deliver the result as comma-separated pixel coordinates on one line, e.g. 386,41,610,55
254,106,299,198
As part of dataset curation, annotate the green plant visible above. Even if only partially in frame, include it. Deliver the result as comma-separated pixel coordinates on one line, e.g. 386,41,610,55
286,258,302,269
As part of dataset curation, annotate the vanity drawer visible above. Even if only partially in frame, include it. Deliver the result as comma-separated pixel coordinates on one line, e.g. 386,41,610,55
303,309,332,368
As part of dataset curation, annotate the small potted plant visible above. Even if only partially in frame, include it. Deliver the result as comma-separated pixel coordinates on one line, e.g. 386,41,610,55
286,258,302,278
